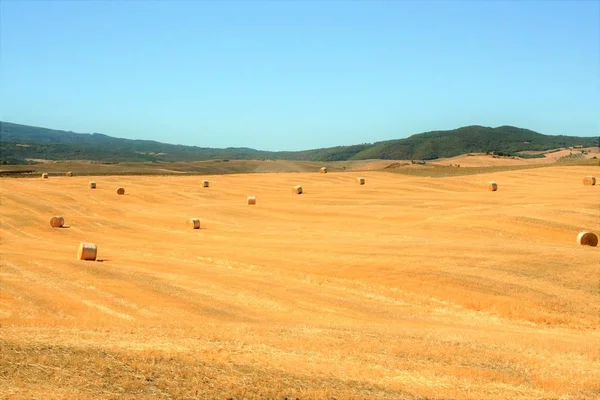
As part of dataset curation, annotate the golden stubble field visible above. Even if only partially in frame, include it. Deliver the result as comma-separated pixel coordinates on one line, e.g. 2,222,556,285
1,166,599,399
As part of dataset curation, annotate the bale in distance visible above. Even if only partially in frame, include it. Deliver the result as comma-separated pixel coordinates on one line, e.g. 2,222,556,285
89,181,96,189
293,185,303,194
77,242,97,261
66,171,73,177
357,177,366,185
488,181,498,191
189,218,201,229
41,173,49,179
319,167,327,174
577,232,598,247
50,216,65,228
116,187,125,195
202,180,210,188
583,176,596,186
247,196,256,205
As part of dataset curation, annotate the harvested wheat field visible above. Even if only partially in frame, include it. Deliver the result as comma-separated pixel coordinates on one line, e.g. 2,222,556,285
1,166,599,399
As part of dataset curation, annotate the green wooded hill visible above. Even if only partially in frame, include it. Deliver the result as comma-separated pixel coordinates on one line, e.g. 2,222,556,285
1,121,597,164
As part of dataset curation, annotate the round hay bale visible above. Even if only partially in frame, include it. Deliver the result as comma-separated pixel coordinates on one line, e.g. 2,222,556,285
247,196,256,205
189,218,201,229
50,216,65,228
488,181,498,191
89,181,96,189
116,187,125,195
202,180,210,188
41,173,49,179
577,232,598,247
293,185,303,194
66,171,73,177
357,177,366,185
319,167,327,174
583,176,596,186
77,242,97,261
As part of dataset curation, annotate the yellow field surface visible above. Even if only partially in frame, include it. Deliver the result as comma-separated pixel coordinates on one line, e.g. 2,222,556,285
1,167,599,399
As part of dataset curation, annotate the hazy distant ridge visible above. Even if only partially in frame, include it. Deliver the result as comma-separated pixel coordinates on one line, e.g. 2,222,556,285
1,121,597,164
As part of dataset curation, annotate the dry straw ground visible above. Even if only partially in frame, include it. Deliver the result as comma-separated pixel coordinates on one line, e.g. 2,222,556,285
1,166,599,399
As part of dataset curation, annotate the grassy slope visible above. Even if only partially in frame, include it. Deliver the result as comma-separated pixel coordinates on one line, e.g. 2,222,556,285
1,167,599,399
384,158,599,177
1,156,596,179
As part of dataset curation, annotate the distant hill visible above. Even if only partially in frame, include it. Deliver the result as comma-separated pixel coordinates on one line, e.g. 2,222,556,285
1,121,597,164
345,125,599,161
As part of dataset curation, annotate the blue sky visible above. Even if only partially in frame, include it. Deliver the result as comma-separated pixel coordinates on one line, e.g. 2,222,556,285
1,1,598,151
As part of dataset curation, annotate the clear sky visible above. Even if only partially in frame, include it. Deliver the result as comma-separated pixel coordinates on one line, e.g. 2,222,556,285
1,0,598,151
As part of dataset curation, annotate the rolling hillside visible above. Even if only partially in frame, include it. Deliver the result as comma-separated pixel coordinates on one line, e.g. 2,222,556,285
349,125,599,160
2,167,599,398
1,121,597,164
